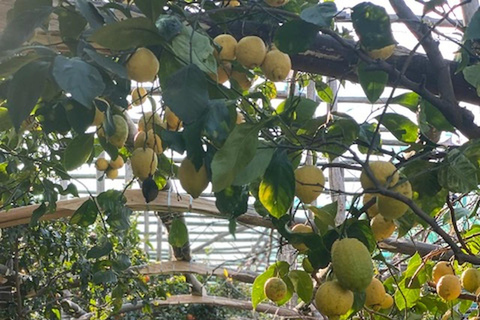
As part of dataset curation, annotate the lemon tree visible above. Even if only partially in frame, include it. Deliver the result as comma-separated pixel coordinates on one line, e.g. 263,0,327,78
2,0,480,319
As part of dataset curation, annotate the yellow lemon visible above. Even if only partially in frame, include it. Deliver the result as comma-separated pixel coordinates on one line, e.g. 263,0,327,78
380,294,394,309
294,165,325,204
264,0,289,7
365,278,386,310
138,111,163,132
436,274,461,301
264,277,287,302
461,268,480,293
260,50,291,82
213,34,237,61
230,70,253,91
126,47,159,82
131,148,158,181
315,280,354,317
131,87,148,106
178,158,209,199
109,156,124,169
165,107,182,131
432,261,455,284
363,193,379,217
377,181,412,220
106,168,118,179
291,224,313,253
95,158,109,171
236,36,267,69
370,214,396,241
360,161,399,189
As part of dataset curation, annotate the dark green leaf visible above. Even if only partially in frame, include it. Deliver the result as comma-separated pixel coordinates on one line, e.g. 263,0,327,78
30,202,47,227
288,270,313,303
135,0,166,21
391,92,420,112
357,61,388,103
232,143,275,186
438,149,478,193
300,2,337,28
75,0,104,30
346,219,376,252
274,20,320,55
163,64,209,125
211,122,262,192
0,6,54,51
113,254,131,271
92,270,117,284
106,206,132,230
377,113,418,144
98,135,118,161
87,241,113,259
168,218,189,247
56,7,87,39
259,150,295,219
0,51,43,79
204,99,236,147
463,64,480,96
64,99,94,134
53,56,105,107
466,9,480,40
70,199,98,227
344,291,367,318
215,185,249,218
7,61,49,130
322,117,360,159
90,17,164,50
84,48,128,79
315,80,334,103
64,133,94,171
357,122,382,154
159,130,185,154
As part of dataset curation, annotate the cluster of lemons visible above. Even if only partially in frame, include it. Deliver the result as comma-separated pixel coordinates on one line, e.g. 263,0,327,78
263,238,393,318
433,262,480,303
95,155,124,179
211,33,292,90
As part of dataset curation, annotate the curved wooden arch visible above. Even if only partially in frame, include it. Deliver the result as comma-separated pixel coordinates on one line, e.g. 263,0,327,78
0,189,272,229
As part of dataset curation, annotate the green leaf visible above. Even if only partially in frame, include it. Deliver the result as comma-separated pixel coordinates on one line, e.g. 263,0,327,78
274,20,320,55
87,241,113,259
92,270,117,284
357,122,382,154
438,149,478,193
90,17,164,50
315,80,334,103
0,6,54,51
211,122,262,192
346,219,376,253
84,48,128,79
357,61,388,103
377,113,418,143
215,185,249,218
232,143,275,186
159,130,185,154
463,64,480,95
113,254,131,271
278,96,319,123
170,24,217,74
75,0,104,30
53,56,105,107
252,261,291,309
204,99,236,147
300,2,337,28
391,92,420,112
396,210,416,238
310,202,337,236
322,117,360,159
168,218,189,247
0,51,43,79
466,9,480,40
64,133,94,171
64,99,94,134
56,7,87,39
135,0,166,21
344,291,366,319
419,100,455,133
351,2,396,50
30,202,47,227
163,64,209,125
7,61,49,130
288,270,313,303
259,150,295,219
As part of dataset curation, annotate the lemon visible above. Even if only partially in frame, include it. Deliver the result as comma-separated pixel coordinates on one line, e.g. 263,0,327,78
230,70,253,91
106,168,118,179
365,278,386,310
131,87,148,106
264,277,287,302
294,165,325,204
213,34,237,61
432,261,455,284
377,181,412,220
138,111,163,132
367,44,396,60
126,47,159,83
315,280,354,317
436,274,461,301
223,0,240,6
92,107,105,127
291,224,313,253
380,294,393,309
264,0,289,7
107,115,129,148
236,112,245,124
360,161,399,189
261,50,291,82
178,158,209,199
165,107,182,131
95,158,109,171
332,238,373,291
209,62,232,84
461,268,480,293
370,214,396,241
363,193,379,217
109,156,124,170
236,36,267,69
131,148,158,181
134,129,164,153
